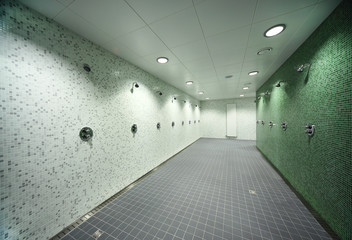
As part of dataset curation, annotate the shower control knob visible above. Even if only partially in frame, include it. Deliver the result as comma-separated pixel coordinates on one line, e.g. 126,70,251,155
80,127,93,141
304,123,315,137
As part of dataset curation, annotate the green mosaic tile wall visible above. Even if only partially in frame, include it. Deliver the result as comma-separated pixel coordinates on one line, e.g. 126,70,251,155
256,1,351,239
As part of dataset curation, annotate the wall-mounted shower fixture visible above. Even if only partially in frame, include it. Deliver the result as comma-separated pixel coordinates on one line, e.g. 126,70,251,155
172,121,175,127
256,120,259,124
131,124,138,134
305,123,315,137
281,122,287,131
156,122,161,129
83,64,91,72
156,91,162,96
297,63,311,72
172,97,177,103
261,120,265,125
275,81,284,87
131,82,139,93
269,121,273,127
79,127,93,141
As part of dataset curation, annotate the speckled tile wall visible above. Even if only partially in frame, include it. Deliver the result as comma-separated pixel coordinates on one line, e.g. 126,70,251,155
256,1,351,239
0,1,201,239
201,98,256,140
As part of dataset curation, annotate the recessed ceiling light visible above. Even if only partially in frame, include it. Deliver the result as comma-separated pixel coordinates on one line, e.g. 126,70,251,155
240,94,244,97
264,24,286,37
205,97,210,100
248,71,259,76
225,75,233,79
243,87,249,90
198,91,204,95
257,47,273,55
186,81,193,85
157,57,169,64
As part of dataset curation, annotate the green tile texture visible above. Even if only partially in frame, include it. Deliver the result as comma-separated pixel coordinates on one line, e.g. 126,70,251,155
256,1,351,239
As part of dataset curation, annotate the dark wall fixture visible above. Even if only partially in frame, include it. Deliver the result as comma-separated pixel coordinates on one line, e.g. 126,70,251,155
198,120,200,123
156,91,162,96
182,121,184,125
256,120,260,124
189,120,191,125
261,120,265,125
297,62,311,72
83,64,91,72
194,120,196,124
305,123,315,137
172,121,175,127
131,124,137,134
79,127,93,141
156,122,161,129
269,121,273,127
281,122,287,131
131,82,139,93
275,81,284,87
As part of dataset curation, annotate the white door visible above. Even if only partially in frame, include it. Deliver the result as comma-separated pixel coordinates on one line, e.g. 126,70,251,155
226,104,237,137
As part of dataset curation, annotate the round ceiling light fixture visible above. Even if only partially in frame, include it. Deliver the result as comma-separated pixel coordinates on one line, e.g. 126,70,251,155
243,87,249,90
186,81,193,85
205,97,210,100
240,94,244,97
198,91,204,95
257,47,273,55
248,71,259,76
264,24,286,37
157,57,169,64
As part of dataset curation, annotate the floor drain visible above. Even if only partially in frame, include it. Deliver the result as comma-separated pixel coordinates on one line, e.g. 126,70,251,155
249,190,256,195
92,230,103,239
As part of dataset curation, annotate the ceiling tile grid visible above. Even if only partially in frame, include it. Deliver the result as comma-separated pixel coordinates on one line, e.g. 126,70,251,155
18,0,342,100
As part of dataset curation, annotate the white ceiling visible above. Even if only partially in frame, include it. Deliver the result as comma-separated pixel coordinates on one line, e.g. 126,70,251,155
19,0,341,100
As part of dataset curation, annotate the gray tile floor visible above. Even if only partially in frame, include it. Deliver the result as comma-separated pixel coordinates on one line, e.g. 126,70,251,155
61,138,332,240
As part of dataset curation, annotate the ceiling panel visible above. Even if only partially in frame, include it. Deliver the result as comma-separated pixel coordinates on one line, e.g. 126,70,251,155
149,7,204,48
56,0,75,6
195,0,257,36
125,0,193,24
247,6,316,48
254,0,318,23
114,26,168,57
67,0,145,38
215,64,242,78
55,9,114,47
18,0,66,18
18,0,342,101
206,26,251,55
183,56,214,73
171,39,209,62
142,50,180,66
211,49,246,67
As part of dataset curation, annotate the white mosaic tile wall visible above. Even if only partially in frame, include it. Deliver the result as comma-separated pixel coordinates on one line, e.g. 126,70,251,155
200,98,256,140
0,1,201,239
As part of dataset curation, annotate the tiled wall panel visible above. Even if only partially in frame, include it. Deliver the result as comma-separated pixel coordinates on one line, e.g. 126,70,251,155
201,98,256,140
0,1,201,239
256,1,351,239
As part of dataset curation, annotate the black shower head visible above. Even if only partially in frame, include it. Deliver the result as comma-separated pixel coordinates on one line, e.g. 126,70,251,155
83,64,91,72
